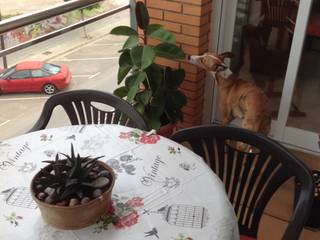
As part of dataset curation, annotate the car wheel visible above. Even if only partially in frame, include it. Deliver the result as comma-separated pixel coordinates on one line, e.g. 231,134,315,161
43,84,57,95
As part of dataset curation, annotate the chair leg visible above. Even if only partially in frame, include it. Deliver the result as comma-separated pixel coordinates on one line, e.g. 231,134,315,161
266,80,282,98
289,102,307,117
272,102,306,119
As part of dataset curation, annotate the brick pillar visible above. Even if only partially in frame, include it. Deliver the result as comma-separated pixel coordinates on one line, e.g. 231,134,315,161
142,0,212,128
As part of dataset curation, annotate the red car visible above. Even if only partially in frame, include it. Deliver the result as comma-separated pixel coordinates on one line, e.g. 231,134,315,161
0,61,71,95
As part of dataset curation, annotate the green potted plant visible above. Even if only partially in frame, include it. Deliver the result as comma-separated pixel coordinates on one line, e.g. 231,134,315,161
110,2,187,134
30,144,115,229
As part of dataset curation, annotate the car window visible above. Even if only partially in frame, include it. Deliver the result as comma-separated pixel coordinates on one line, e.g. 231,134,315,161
43,63,61,74
10,70,31,79
0,66,15,79
31,69,50,77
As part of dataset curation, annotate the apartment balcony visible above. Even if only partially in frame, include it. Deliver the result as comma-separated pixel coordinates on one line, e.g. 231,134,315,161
0,1,319,239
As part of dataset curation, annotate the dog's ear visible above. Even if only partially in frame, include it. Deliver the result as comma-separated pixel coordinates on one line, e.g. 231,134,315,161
219,52,234,59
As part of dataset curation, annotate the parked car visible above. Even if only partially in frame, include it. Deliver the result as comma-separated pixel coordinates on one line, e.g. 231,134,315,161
0,61,71,95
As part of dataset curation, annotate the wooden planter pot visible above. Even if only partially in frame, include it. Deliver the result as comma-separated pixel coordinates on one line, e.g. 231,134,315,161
157,123,176,137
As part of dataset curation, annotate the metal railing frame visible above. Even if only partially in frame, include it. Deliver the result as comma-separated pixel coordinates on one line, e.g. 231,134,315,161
0,0,134,68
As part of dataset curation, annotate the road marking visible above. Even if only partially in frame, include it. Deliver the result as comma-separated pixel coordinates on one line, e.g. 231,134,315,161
56,57,119,61
89,72,101,79
54,35,125,59
0,97,49,101
91,43,123,46
72,74,93,78
53,34,124,61
0,120,10,127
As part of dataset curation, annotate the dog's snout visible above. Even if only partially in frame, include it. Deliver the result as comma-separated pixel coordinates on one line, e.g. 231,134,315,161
189,55,198,65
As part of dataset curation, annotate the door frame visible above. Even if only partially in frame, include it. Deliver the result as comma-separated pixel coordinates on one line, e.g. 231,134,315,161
210,0,319,154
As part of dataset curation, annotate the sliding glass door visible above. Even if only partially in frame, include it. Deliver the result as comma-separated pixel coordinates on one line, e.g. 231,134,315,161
212,0,319,154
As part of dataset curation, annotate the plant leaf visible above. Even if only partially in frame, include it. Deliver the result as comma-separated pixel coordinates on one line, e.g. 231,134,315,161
119,50,133,67
61,186,80,200
114,86,129,98
163,88,187,123
141,45,155,70
110,26,138,36
118,50,133,83
164,67,185,88
126,72,147,103
135,2,149,30
125,74,137,88
167,90,187,109
146,24,162,35
145,116,161,131
130,46,143,67
122,35,139,50
150,119,161,131
135,103,145,115
136,90,152,105
70,144,75,160
147,25,176,44
150,94,165,117
65,178,79,187
118,66,131,84
118,67,131,84
76,189,84,199
82,157,102,168
154,43,185,59
146,64,163,91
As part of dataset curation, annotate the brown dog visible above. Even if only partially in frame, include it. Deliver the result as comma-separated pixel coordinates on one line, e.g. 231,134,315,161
190,52,271,135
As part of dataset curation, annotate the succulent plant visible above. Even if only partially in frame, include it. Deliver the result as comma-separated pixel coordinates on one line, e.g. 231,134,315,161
33,144,112,206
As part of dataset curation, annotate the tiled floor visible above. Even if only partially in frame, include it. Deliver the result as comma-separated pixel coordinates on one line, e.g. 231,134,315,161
258,150,320,239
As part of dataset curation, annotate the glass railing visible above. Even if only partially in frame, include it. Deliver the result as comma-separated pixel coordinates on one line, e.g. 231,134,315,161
0,0,131,140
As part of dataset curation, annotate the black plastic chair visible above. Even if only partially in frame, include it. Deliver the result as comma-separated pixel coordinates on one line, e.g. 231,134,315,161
171,125,313,240
29,90,149,132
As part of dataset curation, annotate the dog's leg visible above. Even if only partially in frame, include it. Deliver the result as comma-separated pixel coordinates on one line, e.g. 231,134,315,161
258,116,271,135
223,115,234,125
219,102,234,125
242,118,260,133
237,117,260,152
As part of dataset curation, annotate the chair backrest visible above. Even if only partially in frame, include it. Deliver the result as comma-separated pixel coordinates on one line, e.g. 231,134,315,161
240,24,289,76
242,24,269,55
261,0,297,28
29,90,149,132
171,125,313,240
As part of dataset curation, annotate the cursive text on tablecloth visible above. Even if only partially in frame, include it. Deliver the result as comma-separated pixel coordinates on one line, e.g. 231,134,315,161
0,142,31,170
140,156,165,186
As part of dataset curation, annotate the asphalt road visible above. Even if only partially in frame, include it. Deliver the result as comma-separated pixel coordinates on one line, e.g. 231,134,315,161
0,12,128,140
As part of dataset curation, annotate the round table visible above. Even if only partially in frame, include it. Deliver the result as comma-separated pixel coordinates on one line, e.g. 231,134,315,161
0,125,239,240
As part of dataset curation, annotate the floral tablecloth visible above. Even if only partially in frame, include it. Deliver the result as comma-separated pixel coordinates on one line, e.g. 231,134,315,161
0,125,239,240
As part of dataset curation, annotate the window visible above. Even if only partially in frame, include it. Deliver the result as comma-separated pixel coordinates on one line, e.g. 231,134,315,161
0,67,16,79
0,5,129,140
43,63,61,74
31,69,50,77
10,70,31,79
